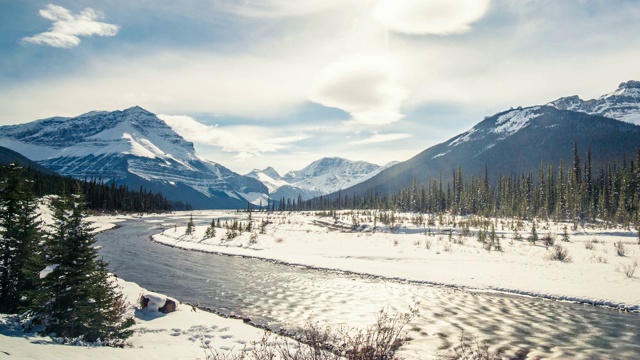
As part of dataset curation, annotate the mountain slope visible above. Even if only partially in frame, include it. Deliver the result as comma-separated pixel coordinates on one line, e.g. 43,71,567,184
549,80,640,125
246,157,387,201
0,146,56,174
338,96,640,198
0,107,268,209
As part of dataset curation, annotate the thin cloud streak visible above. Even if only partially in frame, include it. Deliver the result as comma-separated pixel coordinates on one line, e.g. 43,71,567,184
350,133,412,146
158,114,310,160
22,4,119,48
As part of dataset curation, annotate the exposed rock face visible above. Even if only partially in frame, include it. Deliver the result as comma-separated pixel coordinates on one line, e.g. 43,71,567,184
548,80,640,125
140,293,178,313
159,298,177,313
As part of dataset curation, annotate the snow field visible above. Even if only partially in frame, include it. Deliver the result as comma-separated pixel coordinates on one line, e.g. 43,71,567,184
0,277,271,360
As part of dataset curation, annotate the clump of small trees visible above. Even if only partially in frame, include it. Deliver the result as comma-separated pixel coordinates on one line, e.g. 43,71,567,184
546,245,572,262
0,163,134,346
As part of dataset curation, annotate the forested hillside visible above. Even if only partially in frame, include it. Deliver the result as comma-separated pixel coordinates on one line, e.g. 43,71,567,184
296,145,640,227
0,163,177,213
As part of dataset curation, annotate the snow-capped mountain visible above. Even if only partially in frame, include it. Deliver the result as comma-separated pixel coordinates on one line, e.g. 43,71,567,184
548,80,640,125
246,157,391,201
0,106,268,209
337,81,640,197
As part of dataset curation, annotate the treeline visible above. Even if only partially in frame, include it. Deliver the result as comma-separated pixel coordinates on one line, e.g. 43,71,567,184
0,163,176,213
295,144,640,227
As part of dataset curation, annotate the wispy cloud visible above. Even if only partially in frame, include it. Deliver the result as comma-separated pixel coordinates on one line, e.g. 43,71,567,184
350,132,412,145
22,4,119,48
309,55,408,126
214,0,350,18
372,0,491,35
158,114,310,160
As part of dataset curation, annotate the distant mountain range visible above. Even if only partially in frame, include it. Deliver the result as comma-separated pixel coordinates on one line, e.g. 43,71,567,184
246,158,395,201
336,81,640,197
2,81,639,208
0,107,268,209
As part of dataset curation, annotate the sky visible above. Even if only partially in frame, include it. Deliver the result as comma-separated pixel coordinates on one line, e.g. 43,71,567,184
2,0,640,175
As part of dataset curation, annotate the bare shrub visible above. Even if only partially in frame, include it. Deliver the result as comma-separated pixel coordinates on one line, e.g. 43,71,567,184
542,233,555,248
248,233,258,245
585,239,597,250
614,241,626,257
440,331,528,360
547,245,571,262
589,253,608,264
443,243,452,252
393,239,399,246
483,241,492,252
620,260,638,278
425,239,432,250
203,305,419,360
274,237,284,243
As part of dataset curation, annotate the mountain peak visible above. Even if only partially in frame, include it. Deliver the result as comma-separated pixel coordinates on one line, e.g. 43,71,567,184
122,105,154,115
0,107,268,209
547,81,640,125
261,166,281,179
618,80,640,90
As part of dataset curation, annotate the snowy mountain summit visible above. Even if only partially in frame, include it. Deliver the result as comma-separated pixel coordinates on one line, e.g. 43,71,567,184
548,80,640,125
0,106,268,209
247,157,389,201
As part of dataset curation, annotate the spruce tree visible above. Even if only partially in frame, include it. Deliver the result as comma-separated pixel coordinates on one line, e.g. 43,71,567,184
32,191,134,344
0,163,43,313
562,225,570,242
185,214,195,236
204,219,216,239
530,221,538,244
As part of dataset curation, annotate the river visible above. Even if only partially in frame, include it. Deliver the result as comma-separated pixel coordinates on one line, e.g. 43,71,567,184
97,216,640,359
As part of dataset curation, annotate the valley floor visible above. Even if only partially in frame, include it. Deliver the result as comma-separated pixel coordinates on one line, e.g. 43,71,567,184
2,210,639,360
152,210,640,311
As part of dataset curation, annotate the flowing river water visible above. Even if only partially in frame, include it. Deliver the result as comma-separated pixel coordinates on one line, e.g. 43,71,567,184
97,216,640,359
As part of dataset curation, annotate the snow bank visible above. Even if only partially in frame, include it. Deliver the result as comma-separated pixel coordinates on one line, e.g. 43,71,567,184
0,277,268,360
152,210,640,311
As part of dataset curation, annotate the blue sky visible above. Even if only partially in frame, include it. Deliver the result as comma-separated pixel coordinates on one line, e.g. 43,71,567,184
2,0,640,174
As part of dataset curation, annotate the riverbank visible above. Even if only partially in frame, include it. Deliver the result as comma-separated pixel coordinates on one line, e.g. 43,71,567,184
151,210,640,312
0,277,270,360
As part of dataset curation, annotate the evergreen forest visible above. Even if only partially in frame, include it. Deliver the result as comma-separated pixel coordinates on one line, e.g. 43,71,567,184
293,145,640,228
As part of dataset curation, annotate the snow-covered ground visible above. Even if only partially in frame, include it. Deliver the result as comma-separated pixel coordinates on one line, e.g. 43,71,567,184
3,207,639,359
152,210,640,311
0,277,269,360
0,201,273,360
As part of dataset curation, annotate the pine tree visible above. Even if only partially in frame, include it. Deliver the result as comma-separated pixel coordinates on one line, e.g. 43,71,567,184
31,191,134,344
204,219,216,239
529,221,538,244
562,225,570,242
185,214,195,236
0,163,43,313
